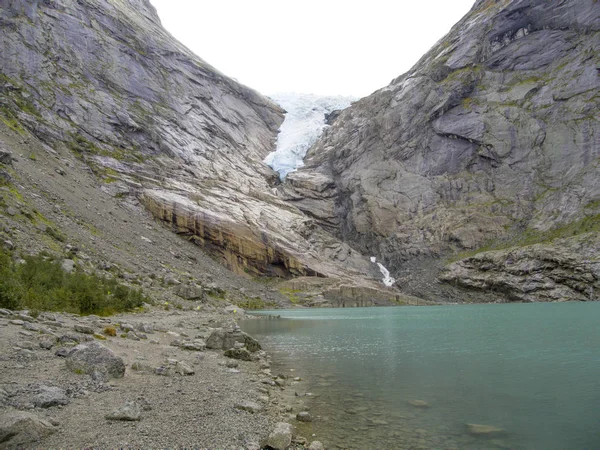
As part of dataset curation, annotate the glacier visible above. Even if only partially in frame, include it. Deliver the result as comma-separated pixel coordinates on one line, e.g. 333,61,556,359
264,93,355,179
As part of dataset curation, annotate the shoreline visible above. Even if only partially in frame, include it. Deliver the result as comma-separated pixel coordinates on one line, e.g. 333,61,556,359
0,304,322,449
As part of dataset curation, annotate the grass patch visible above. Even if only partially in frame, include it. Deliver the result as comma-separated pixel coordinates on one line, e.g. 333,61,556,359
237,296,277,310
0,248,148,315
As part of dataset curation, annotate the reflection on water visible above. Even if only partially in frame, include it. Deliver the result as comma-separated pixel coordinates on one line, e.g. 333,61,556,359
241,303,600,449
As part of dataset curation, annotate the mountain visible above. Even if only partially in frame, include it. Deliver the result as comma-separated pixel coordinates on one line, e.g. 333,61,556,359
0,0,598,306
284,0,600,302
0,0,411,308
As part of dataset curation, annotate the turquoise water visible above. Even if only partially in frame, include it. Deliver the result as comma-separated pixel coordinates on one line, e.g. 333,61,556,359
241,303,600,449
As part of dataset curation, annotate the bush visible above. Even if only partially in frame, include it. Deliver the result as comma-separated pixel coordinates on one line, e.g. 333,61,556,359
0,248,147,315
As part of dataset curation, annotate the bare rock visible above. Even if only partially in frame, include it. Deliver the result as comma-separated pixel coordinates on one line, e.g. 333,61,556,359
65,342,125,379
105,401,142,421
224,348,253,361
296,411,313,422
266,422,293,450
0,411,56,446
234,400,263,414
33,386,69,408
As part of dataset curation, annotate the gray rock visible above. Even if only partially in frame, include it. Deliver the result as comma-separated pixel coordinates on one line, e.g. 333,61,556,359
0,149,12,165
155,366,174,377
9,320,24,326
73,324,94,335
39,338,56,350
296,411,313,422
224,348,253,361
65,342,125,379
307,441,325,450
0,411,56,446
6,206,18,217
33,386,69,408
120,323,135,332
174,283,206,301
61,259,75,274
130,362,154,373
54,348,70,358
105,401,142,421
266,422,294,450
174,361,194,376
181,340,206,351
225,360,239,368
206,329,261,352
234,400,263,414
135,322,154,334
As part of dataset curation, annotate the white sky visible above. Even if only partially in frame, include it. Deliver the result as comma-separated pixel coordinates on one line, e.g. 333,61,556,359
150,0,476,98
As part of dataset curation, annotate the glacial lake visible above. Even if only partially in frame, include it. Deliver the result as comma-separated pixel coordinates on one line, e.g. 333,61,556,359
241,303,600,449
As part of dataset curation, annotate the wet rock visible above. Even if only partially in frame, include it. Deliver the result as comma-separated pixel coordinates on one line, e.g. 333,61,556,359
105,401,142,421
266,422,293,450
33,386,69,408
296,411,313,422
65,342,125,379
0,411,56,446
224,348,253,361
307,441,325,450
234,400,263,414
466,423,506,438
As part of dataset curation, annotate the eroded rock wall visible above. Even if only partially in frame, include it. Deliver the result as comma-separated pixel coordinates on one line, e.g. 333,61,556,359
284,0,600,301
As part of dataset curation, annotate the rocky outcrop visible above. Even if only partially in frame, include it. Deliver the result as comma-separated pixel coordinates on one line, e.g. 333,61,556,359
283,0,600,301
440,232,600,302
0,0,397,302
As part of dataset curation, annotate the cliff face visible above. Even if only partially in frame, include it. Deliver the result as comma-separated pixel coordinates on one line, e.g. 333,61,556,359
285,0,600,301
0,0,393,297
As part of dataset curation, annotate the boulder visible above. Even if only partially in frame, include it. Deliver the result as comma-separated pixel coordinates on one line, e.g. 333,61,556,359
307,441,325,450
73,324,94,335
65,342,125,379
105,401,142,421
174,361,194,376
0,411,56,446
206,329,261,352
33,386,69,408
61,259,75,274
266,422,294,450
174,283,206,301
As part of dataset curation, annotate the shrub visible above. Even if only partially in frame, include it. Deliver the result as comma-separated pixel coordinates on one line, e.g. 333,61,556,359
0,248,147,315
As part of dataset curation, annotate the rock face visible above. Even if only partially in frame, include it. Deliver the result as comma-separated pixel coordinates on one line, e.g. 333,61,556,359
0,0,400,303
283,0,600,302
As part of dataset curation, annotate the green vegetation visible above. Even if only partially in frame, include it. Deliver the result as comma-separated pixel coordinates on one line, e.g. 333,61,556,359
279,288,302,304
451,213,600,261
237,296,277,310
0,249,147,315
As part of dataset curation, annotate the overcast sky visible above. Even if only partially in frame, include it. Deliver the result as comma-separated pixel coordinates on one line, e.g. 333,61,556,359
150,0,475,98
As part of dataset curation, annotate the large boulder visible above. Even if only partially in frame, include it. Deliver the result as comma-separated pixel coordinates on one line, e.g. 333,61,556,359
205,329,261,352
0,411,56,447
65,342,125,379
266,422,293,450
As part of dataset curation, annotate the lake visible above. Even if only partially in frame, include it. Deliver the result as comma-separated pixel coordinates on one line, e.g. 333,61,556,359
241,303,600,449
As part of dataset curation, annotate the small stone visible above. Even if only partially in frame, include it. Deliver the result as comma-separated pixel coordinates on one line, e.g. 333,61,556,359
7,206,18,216
74,324,94,335
174,361,195,376
39,338,55,350
224,348,252,361
131,362,154,373
33,386,69,408
234,400,263,414
105,401,142,421
266,422,293,450
296,411,313,422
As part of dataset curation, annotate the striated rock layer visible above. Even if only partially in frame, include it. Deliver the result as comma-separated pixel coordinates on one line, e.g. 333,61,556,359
284,0,600,302
0,0,396,301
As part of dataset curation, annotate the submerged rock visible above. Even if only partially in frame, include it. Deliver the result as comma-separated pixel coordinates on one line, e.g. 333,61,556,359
466,423,506,437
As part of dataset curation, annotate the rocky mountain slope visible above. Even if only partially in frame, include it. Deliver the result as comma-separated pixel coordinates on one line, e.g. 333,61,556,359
284,0,600,302
0,0,406,306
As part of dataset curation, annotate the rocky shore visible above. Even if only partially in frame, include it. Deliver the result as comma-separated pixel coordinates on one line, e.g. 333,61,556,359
0,306,324,449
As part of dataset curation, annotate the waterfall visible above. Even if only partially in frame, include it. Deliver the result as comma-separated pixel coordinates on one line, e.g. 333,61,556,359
264,93,355,179
370,257,396,287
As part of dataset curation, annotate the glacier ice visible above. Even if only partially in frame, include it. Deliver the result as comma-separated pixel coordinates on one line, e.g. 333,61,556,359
264,93,355,179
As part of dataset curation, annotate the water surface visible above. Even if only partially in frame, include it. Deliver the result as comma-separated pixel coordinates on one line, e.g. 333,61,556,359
241,303,600,449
